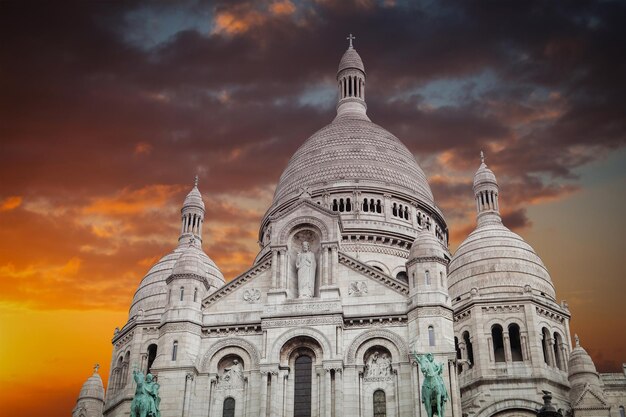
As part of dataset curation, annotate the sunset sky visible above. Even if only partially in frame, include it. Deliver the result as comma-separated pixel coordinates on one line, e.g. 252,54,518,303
1,1,625,415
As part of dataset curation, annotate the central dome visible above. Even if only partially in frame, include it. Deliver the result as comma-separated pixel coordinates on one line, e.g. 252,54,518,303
272,114,434,207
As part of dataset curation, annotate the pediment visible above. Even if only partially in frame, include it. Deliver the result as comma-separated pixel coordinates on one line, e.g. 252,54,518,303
338,251,409,297
201,259,271,310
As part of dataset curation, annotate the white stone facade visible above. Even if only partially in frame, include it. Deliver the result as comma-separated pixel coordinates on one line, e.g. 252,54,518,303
74,42,626,417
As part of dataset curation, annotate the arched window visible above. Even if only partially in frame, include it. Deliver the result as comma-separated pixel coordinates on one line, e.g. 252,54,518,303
541,328,551,366
193,287,198,302
396,271,408,283
346,198,352,212
404,206,409,220
222,397,235,417
440,271,444,287
373,389,387,417
492,325,505,362
554,332,564,370
363,198,369,212
179,287,184,301
332,199,338,211
425,270,431,285
463,331,474,367
114,356,123,390
509,324,523,361
167,289,171,303
428,325,436,346
412,272,416,287
172,341,178,361
147,344,157,374
376,200,382,213
294,355,312,417
392,203,398,217
619,406,625,417
339,198,345,212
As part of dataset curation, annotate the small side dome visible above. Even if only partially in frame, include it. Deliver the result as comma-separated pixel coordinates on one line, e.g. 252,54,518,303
409,230,444,260
338,47,365,73
77,368,105,402
183,176,205,210
448,222,555,300
568,335,599,381
172,241,217,277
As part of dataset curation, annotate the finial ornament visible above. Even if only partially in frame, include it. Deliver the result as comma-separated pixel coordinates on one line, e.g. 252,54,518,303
480,150,485,164
194,175,199,187
575,334,580,347
347,33,356,49
94,363,100,373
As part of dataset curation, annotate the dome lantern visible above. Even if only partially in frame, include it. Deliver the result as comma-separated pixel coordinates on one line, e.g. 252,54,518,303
179,175,205,245
473,151,501,227
336,34,368,120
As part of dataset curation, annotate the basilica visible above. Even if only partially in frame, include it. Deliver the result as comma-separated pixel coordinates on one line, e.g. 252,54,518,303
73,41,626,417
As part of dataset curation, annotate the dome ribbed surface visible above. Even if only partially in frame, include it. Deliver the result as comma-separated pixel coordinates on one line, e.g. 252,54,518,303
129,245,224,319
338,48,365,73
409,231,444,259
77,372,104,401
568,345,598,379
183,186,204,210
448,221,555,299
272,116,434,206
172,244,213,276
473,162,497,188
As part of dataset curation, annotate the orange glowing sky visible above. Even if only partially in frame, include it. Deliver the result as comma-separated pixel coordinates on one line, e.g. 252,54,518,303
1,1,625,416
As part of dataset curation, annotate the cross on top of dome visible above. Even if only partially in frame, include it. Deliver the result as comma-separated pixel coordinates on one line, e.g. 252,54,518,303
347,33,356,49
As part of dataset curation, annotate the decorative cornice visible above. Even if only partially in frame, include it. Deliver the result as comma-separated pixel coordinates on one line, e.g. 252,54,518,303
406,256,449,268
166,273,210,290
341,243,409,258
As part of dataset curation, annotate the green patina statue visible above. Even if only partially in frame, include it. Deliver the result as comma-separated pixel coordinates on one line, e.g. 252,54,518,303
130,368,161,417
413,352,448,417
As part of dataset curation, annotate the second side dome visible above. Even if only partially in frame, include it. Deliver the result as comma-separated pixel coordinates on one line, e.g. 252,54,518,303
448,220,556,300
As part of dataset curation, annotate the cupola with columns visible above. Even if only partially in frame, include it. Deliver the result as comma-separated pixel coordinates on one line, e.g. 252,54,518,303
473,151,500,227
336,33,369,119
179,175,205,245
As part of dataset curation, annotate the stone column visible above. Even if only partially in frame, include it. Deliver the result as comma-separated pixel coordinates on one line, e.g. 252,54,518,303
411,361,420,417
334,369,343,417
331,245,338,285
324,368,332,417
271,370,281,417
259,371,269,417
322,246,329,286
521,334,529,361
271,250,278,288
487,336,494,362
547,336,556,368
503,332,512,363
284,251,290,289
458,342,468,372
448,359,461,417
207,377,216,417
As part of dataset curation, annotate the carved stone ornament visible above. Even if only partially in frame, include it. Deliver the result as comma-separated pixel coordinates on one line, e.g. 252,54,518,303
217,359,244,390
365,351,392,378
348,281,368,297
243,288,261,303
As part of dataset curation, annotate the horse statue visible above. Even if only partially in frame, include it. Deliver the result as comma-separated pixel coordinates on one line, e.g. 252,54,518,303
130,368,161,417
413,352,448,417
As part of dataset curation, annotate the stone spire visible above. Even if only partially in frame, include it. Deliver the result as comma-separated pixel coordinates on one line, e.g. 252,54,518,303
473,151,501,226
336,34,369,120
179,175,205,245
